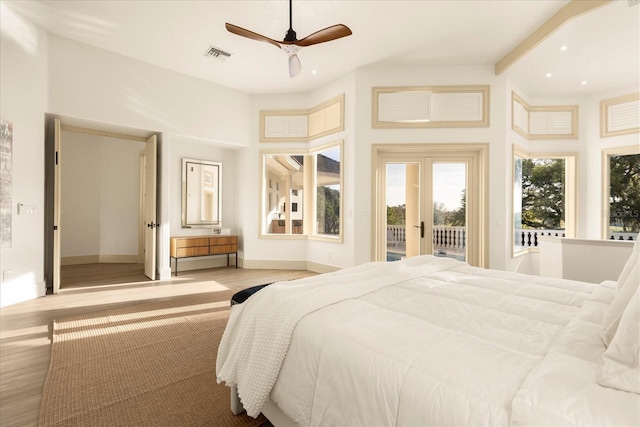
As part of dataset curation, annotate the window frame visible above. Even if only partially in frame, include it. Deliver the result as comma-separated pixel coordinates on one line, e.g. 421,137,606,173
512,145,578,257
601,144,640,239
259,140,343,243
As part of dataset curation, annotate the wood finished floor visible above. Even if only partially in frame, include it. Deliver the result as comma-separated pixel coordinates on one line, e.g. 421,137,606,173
0,264,316,427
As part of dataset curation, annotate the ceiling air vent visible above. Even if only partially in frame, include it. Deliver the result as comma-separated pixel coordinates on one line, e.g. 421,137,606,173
204,45,231,62
629,0,640,7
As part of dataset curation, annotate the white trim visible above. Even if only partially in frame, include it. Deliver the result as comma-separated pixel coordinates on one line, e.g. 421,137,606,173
241,259,307,270
1,280,46,308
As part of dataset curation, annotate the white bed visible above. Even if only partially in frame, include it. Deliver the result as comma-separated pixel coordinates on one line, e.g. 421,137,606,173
217,247,640,426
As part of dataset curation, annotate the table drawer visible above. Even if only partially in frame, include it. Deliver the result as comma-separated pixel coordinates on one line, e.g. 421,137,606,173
175,238,210,248
176,246,210,257
210,236,237,246
210,244,237,255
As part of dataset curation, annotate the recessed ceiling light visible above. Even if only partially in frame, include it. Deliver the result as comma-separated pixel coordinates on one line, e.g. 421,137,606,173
560,45,568,51
581,81,588,85
311,70,317,75
546,73,553,78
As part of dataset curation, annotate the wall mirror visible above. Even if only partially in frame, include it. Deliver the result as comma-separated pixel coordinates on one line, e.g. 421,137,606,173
182,158,222,228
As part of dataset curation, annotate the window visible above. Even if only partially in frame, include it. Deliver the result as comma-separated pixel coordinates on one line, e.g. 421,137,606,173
261,141,343,241
513,145,577,255
603,146,640,240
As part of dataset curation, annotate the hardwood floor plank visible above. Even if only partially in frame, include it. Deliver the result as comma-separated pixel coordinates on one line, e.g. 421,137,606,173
0,264,316,427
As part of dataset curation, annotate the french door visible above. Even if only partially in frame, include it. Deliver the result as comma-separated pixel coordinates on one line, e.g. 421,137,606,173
374,145,487,267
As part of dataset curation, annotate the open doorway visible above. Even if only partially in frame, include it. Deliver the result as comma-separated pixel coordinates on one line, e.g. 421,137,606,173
44,115,158,293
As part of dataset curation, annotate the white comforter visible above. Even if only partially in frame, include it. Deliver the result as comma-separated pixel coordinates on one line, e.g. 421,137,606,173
217,256,640,426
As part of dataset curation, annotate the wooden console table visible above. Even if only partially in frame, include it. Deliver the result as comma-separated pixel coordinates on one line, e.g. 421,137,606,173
170,235,238,276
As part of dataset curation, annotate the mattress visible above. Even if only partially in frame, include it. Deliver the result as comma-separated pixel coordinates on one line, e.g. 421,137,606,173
217,255,640,426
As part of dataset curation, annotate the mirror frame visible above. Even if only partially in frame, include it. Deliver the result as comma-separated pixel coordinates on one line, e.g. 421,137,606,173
181,158,222,228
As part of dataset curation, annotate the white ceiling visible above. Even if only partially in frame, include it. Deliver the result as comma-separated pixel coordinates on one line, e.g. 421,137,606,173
3,0,639,97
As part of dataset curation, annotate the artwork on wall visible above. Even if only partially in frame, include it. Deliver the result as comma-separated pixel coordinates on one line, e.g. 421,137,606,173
0,120,12,248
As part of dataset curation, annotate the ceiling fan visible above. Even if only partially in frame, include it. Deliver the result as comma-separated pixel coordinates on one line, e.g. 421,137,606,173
225,0,352,77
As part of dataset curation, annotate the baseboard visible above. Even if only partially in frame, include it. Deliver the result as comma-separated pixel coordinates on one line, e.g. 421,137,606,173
241,259,340,273
99,255,141,263
241,259,307,270
62,255,140,266
1,279,46,308
158,266,172,281
61,255,99,266
306,261,340,274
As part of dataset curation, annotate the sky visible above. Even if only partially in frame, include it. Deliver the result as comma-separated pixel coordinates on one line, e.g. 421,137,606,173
386,162,466,211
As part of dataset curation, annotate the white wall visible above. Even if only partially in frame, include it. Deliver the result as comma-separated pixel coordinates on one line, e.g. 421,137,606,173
239,73,358,271
47,34,253,146
0,6,48,306
354,65,509,270
167,135,239,272
169,136,238,238
2,23,253,304
239,92,311,269
2,8,637,305
540,237,634,283
60,131,144,259
505,81,639,275
46,34,252,281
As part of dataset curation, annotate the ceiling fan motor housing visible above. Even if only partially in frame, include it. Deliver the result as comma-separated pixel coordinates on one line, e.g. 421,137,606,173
284,28,297,42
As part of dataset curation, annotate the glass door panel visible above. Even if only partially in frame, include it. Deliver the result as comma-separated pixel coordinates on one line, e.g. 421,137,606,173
432,162,467,262
386,162,421,261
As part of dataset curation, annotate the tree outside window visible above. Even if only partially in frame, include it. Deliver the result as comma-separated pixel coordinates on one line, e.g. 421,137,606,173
609,153,640,238
513,147,576,253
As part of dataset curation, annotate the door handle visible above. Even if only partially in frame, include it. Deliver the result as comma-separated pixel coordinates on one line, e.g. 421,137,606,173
413,221,425,238
147,222,157,229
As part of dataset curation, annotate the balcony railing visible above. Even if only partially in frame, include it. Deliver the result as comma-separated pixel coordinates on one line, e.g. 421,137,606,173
515,229,565,247
387,226,636,257
516,229,637,247
387,225,465,251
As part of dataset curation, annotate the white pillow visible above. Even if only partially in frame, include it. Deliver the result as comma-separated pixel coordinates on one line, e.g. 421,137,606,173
601,239,640,347
599,284,640,394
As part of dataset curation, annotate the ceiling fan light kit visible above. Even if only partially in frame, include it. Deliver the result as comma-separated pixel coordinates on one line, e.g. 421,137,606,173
225,0,352,78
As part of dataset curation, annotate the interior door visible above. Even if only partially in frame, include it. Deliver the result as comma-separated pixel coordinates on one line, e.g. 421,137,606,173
142,135,157,280
53,118,62,294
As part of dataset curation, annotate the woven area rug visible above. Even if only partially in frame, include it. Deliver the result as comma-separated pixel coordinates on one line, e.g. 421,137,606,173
39,295,268,427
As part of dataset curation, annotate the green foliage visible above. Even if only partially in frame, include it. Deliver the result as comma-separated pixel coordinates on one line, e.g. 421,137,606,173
317,186,340,234
448,189,466,226
521,158,565,229
387,190,466,227
610,154,640,232
387,204,406,225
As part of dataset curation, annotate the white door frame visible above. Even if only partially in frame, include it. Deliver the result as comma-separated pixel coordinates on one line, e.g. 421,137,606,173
372,143,489,268
51,122,157,291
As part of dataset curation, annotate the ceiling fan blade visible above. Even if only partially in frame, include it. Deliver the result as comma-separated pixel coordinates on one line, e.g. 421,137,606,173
225,23,281,49
288,53,302,77
294,24,352,47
